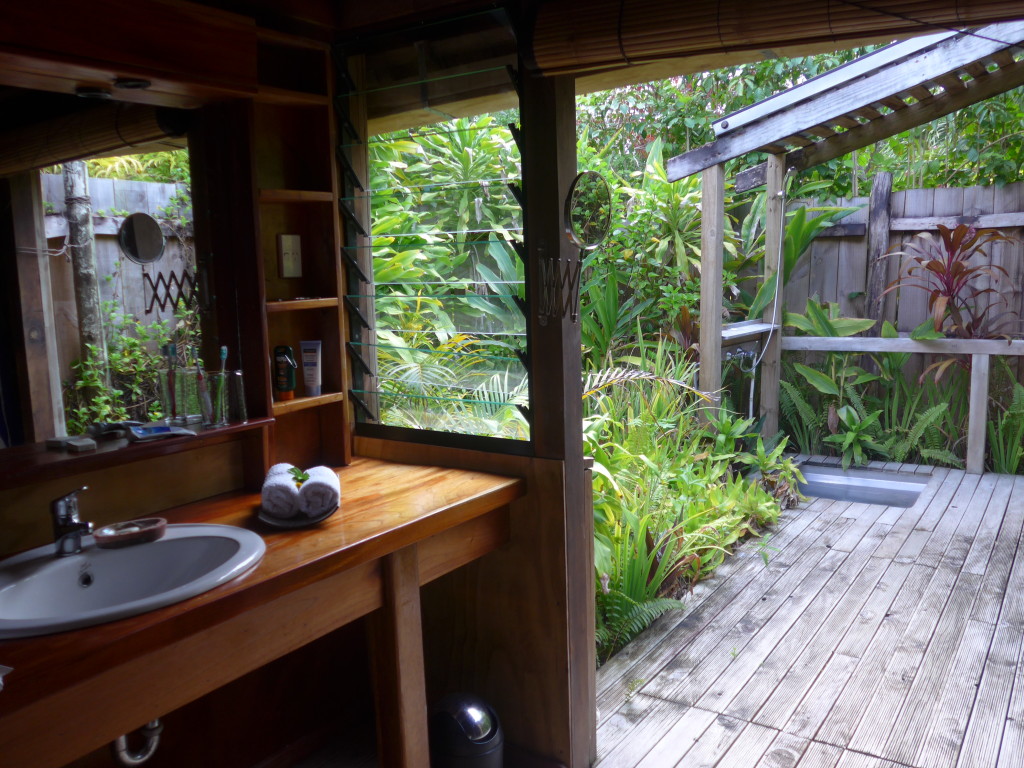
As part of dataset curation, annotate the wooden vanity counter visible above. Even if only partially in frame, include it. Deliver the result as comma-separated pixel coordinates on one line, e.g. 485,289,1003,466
0,457,524,768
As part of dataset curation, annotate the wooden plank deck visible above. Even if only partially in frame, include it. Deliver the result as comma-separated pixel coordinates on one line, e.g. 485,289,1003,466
597,463,1024,768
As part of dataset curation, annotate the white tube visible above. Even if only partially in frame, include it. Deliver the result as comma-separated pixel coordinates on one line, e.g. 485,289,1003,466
300,340,322,397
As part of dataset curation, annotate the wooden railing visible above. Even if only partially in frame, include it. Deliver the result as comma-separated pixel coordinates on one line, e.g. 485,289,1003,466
780,336,1024,474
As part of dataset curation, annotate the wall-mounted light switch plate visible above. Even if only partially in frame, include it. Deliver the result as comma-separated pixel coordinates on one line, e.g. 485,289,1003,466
278,234,302,278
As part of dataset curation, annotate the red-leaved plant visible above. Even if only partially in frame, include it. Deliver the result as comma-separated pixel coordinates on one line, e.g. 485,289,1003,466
884,224,1015,337
883,224,1017,380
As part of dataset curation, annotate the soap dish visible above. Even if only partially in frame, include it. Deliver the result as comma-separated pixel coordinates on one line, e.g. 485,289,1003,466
257,505,338,529
94,518,167,548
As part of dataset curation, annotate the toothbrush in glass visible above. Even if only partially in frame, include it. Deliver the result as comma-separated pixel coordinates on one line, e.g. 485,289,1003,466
164,344,177,422
195,347,214,425
217,346,228,424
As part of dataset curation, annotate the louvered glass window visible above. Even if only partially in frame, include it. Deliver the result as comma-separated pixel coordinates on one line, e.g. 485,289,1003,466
349,113,529,441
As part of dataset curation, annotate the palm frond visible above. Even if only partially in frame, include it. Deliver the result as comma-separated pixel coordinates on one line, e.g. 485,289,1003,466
583,367,707,400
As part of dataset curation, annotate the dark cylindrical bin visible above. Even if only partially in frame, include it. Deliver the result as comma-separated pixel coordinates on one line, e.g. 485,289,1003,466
429,693,503,768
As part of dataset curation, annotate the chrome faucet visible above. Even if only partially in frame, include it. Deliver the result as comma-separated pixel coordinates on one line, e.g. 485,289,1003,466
50,486,92,557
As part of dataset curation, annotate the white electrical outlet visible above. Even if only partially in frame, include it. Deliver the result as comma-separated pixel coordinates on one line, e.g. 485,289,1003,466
278,234,302,278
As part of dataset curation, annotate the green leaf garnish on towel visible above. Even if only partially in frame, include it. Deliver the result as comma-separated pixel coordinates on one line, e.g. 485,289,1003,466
289,467,310,485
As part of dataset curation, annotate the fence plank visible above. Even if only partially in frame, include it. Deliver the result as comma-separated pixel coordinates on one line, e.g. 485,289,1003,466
890,211,1024,231
884,189,906,329
840,197,869,319
994,183,1024,341
964,184,997,320
808,211,841,306
865,173,893,330
896,187,935,334
897,187,934,383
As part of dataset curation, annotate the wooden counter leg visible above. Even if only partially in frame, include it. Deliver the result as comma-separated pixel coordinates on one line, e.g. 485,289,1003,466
370,545,429,767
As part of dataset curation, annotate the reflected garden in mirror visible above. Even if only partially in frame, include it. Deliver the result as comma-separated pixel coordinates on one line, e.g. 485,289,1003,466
564,170,611,249
38,148,209,440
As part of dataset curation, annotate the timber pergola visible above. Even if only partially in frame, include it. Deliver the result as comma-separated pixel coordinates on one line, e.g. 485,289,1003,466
670,22,1024,473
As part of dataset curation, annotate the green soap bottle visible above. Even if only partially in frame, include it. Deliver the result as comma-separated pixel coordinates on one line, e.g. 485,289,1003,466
273,345,297,401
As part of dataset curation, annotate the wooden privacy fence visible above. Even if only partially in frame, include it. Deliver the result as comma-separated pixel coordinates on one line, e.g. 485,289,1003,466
785,177,1024,347
707,172,1024,474
779,177,1024,473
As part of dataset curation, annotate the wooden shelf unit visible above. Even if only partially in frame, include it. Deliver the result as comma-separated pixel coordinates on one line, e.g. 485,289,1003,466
266,297,340,312
253,33,353,467
259,189,335,203
272,391,347,416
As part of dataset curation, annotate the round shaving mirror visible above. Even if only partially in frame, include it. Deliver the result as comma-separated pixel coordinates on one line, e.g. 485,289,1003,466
117,212,165,265
564,171,611,249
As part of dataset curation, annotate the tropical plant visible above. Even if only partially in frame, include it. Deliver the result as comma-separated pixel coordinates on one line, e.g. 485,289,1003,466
823,405,888,469
988,376,1024,474
736,436,805,509
580,271,654,366
882,224,1018,383
785,298,878,417
747,205,859,320
586,335,791,661
885,225,1016,336
87,149,191,184
595,506,687,664
779,377,825,455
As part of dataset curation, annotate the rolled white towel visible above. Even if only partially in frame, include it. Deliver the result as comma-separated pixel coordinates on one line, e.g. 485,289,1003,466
298,465,340,517
266,462,295,481
262,473,300,519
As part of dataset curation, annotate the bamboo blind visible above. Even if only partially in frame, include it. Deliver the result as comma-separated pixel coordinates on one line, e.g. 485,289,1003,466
528,0,1024,74
0,104,187,178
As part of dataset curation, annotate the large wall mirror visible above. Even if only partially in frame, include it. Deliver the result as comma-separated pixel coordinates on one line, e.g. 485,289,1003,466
0,87,226,448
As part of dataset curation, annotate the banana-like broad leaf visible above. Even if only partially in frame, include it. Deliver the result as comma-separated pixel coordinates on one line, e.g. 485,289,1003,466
793,363,840,396
747,272,778,320
830,317,877,335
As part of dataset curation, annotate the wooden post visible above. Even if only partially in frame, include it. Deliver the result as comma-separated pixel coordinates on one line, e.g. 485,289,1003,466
5,173,64,440
865,171,893,332
698,163,724,422
520,70,592,766
370,546,429,767
967,353,990,474
759,154,786,436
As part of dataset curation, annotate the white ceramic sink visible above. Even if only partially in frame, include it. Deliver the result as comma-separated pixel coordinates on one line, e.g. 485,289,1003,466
0,524,265,639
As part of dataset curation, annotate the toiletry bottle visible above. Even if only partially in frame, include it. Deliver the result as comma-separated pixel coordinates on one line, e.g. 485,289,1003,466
273,345,298,401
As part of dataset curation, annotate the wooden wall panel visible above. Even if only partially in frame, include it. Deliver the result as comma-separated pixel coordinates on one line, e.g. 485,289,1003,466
356,437,576,765
0,1,257,107
64,621,375,768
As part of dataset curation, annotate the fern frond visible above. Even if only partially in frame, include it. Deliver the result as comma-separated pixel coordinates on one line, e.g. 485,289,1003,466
1009,382,1024,415
780,380,820,429
892,403,949,463
907,403,950,447
596,590,683,661
845,384,868,422
919,447,963,468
